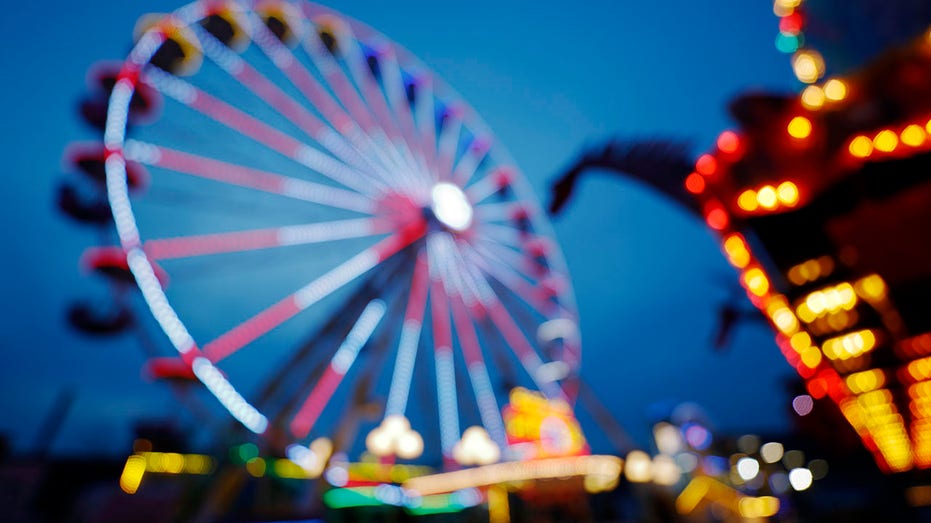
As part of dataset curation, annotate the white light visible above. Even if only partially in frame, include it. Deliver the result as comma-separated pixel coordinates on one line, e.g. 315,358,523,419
789,467,813,491
431,182,473,232
761,442,784,464
737,457,760,481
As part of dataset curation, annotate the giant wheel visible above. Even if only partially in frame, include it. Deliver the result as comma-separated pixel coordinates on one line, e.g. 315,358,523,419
102,0,582,466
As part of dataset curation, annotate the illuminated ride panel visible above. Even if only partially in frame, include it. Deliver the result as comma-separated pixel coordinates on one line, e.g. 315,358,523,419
689,28,931,472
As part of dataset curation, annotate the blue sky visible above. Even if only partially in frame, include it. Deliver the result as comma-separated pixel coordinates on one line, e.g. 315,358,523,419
0,1,800,456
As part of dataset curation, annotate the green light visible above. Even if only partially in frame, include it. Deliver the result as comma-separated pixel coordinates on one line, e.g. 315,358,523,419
775,32,800,53
323,487,381,509
233,443,259,464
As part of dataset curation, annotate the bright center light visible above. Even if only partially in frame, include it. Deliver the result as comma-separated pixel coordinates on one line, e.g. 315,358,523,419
431,182,473,232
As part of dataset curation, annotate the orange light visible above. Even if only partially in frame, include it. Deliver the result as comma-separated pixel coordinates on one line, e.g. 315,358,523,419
849,135,873,158
873,130,898,152
787,116,812,139
743,268,770,297
695,154,717,176
801,346,822,368
706,208,729,230
823,78,847,101
737,190,758,211
776,181,799,206
685,172,705,194
901,124,926,147
800,85,825,110
723,234,751,268
792,50,825,83
717,131,740,154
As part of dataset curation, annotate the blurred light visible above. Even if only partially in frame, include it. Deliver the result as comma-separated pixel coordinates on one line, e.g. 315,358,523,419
873,130,898,152
739,496,780,518
800,85,825,109
777,181,799,206
757,185,779,208
625,450,653,483
783,450,805,469
776,31,800,53
683,423,712,451
787,116,812,139
779,12,803,33
453,426,499,466
743,268,770,297
792,395,814,416
823,78,847,101
652,455,682,486
790,332,812,352
808,459,829,479
326,463,349,487
737,434,760,454
737,190,759,211
695,154,717,176
120,455,146,494
716,131,740,154
685,172,705,194
367,415,424,460
654,422,683,455
736,457,760,481
761,442,784,464
247,457,266,477
822,329,877,360
846,369,885,394
788,257,834,285
792,50,825,83
431,182,473,232
705,207,729,230
801,346,822,368
855,274,887,300
722,234,751,268
849,135,873,158
901,124,926,147
675,452,699,473
789,467,813,491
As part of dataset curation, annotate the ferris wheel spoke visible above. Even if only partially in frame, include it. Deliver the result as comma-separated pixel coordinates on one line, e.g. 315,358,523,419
202,222,425,362
188,24,386,182
465,167,511,205
378,47,433,185
289,298,387,439
436,107,463,181
384,251,429,418
472,237,549,284
123,141,375,214
452,136,492,187
413,75,439,181
472,201,526,223
143,217,393,261
243,12,404,186
462,242,555,319
140,67,387,196
449,294,508,451
428,269,461,458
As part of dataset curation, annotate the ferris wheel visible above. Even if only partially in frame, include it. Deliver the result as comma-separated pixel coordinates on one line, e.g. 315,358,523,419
98,0,582,466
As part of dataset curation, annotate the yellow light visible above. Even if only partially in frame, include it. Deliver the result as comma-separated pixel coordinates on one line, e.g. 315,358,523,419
246,457,266,477
488,485,510,523
120,455,147,495
739,496,780,518
800,85,825,109
901,124,926,147
723,234,751,268
873,130,899,152
792,50,825,83
737,190,759,211
823,329,877,360
743,268,770,297
823,78,847,101
789,332,811,352
757,185,779,209
777,181,799,206
801,346,822,368
775,0,802,9
787,116,812,139
847,369,886,394
652,455,682,486
771,307,799,334
163,452,184,474
856,274,887,300
849,135,873,158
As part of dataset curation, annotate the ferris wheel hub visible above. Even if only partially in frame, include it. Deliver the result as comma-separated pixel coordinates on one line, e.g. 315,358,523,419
430,182,473,232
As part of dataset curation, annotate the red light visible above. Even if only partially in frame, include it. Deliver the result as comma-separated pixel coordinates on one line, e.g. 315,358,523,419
695,154,717,176
684,172,705,194
705,207,728,230
779,12,803,34
716,131,740,154
807,378,828,399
